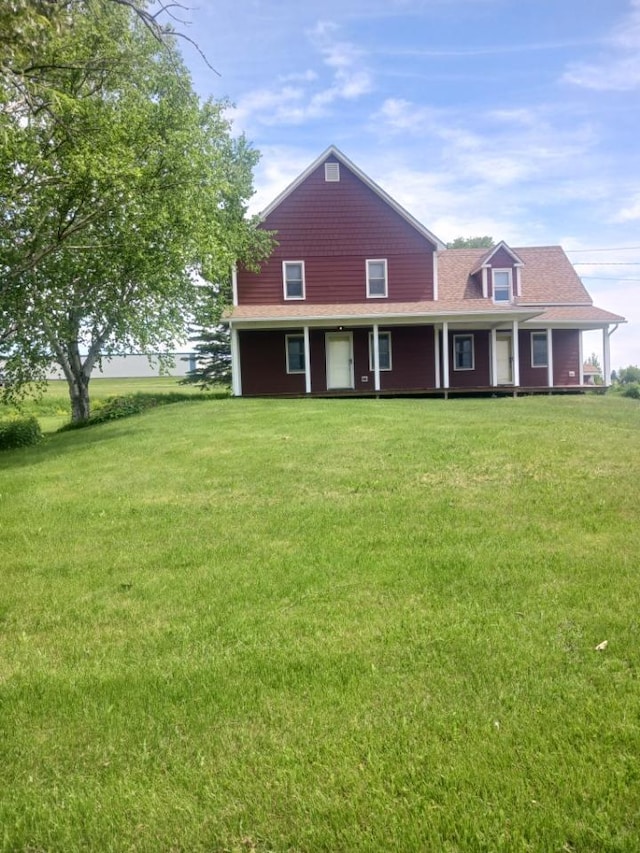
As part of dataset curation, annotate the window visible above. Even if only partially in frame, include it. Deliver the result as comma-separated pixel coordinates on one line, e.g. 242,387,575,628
283,261,305,300
492,269,512,303
285,335,306,373
368,332,392,371
367,259,388,298
531,332,548,368
454,334,474,371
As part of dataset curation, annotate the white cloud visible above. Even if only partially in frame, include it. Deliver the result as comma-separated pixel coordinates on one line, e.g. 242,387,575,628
563,0,640,90
614,194,640,222
229,20,372,130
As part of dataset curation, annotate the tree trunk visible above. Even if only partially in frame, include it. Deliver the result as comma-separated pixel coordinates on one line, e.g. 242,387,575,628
69,374,91,424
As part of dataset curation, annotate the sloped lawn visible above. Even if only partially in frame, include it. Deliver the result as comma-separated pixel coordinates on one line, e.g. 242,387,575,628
1,395,639,852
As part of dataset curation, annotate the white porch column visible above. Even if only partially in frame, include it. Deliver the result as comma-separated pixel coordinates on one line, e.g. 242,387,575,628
372,323,381,391
490,328,498,387
434,326,441,389
442,321,450,389
303,325,312,394
512,320,520,387
578,330,584,385
603,326,611,387
546,328,554,388
230,325,242,396
231,263,238,306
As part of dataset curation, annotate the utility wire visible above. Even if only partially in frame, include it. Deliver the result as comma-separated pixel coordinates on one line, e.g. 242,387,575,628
565,246,640,252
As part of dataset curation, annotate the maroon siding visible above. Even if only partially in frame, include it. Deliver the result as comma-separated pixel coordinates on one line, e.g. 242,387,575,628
518,330,546,387
237,156,435,305
488,246,517,269
518,329,581,386
239,326,437,395
552,330,581,385
239,330,305,396
443,331,491,388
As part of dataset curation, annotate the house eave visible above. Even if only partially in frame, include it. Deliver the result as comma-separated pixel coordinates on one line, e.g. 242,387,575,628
226,306,544,331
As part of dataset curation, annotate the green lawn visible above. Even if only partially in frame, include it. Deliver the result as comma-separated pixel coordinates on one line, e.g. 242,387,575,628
1,394,639,851
2,377,206,433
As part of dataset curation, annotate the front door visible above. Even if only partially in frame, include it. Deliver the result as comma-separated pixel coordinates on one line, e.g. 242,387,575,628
496,336,513,384
326,332,354,390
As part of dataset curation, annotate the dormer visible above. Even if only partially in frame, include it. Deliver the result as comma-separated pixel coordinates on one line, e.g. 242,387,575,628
472,241,524,302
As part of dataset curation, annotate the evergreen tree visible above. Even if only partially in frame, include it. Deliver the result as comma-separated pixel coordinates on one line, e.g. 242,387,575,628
183,325,232,388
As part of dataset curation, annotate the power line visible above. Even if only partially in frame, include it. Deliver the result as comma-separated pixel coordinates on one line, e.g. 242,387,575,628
573,261,640,266
565,246,640,253
581,276,640,281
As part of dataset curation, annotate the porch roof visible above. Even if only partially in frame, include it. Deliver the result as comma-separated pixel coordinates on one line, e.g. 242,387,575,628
227,299,542,329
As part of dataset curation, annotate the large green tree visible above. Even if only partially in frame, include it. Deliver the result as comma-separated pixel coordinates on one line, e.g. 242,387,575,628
1,1,269,421
446,236,494,249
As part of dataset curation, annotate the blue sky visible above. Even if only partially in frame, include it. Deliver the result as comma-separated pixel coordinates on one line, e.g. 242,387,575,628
176,0,640,370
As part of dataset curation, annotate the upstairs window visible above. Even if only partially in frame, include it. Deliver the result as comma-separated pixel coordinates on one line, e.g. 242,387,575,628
454,334,474,371
283,261,305,300
285,334,306,373
531,332,548,368
367,259,388,298
368,332,392,371
492,269,512,303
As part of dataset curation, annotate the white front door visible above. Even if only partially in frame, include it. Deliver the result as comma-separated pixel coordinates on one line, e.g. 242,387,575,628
326,333,354,389
496,336,513,384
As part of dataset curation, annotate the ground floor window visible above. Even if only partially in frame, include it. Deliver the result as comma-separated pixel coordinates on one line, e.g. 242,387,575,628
453,334,474,370
368,331,392,371
285,334,305,373
531,332,548,367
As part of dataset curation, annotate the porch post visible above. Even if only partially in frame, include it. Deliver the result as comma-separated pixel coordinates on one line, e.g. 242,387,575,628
546,328,554,388
603,326,611,387
303,325,312,394
434,326,441,389
230,325,242,396
578,330,584,385
490,328,498,386
442,321,450,389
372,323,381,391
512,320,520,387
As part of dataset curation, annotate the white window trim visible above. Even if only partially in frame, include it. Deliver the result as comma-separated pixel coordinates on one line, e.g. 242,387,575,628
492,268,513,303
453,333,475,371
368,331,392,371
366,258,388,299
283,260,305,301
531,331,548,368
285,334,306,374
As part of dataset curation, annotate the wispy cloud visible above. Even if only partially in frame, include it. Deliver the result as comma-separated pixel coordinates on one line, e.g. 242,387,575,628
563,0,640,90
227,20,373,129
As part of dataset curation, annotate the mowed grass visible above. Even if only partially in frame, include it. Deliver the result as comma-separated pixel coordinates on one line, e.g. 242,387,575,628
1,394,639,852
2,377,207,433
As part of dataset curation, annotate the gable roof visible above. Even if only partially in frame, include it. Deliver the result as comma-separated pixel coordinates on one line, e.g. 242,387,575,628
470,240,524,273
260,145,447,251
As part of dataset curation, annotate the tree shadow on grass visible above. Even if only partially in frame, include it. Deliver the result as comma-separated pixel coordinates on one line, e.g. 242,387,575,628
0,422,138,471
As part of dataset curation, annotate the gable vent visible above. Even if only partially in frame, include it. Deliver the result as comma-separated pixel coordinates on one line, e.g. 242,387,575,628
324,162,340,182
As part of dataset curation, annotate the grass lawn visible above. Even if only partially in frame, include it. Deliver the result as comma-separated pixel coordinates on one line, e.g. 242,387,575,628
1,393,639,851
1,377,208,433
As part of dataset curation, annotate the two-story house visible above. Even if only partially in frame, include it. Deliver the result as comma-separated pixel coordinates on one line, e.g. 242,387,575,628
228,146,625,397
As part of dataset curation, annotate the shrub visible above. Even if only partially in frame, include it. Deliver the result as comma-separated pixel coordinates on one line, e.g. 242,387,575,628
59,390,230,430
0,415,43,450
621,382,640,400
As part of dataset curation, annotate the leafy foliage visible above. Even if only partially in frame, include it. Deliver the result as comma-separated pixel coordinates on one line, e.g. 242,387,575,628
621,383,640,399
0,414,42,450
618,365,640,385
0,1,271,423
446,236,495,249
58,389,229,429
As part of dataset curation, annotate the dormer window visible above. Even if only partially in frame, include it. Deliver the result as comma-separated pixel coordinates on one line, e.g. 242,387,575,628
367,259,388,298
492,269,512,303
283,261,305,300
